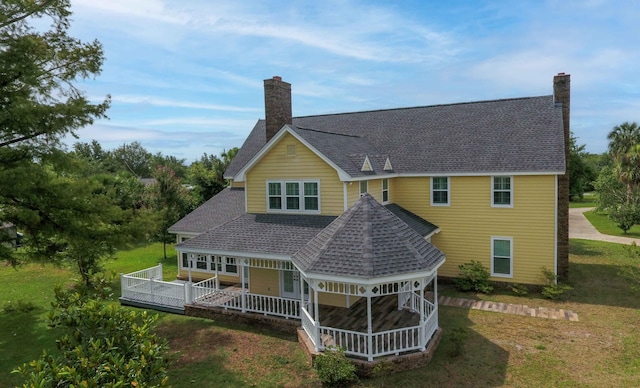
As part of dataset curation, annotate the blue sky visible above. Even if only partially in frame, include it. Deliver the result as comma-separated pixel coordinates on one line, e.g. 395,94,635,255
66,0,640,162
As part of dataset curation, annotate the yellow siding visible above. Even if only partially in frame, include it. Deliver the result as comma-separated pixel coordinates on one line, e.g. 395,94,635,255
249,268,279,297
230,180,245,188
245,133,344,215
345,178,389,207
394,175,556,285
178,269,239,283
318,292,349,307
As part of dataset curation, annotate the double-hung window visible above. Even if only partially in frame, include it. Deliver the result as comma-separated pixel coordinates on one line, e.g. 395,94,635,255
491,237,513,277
211,255,238,275
382,178,389,203
431,177,449,206
267,180,320,212
492,176,513,207
359,181,368,197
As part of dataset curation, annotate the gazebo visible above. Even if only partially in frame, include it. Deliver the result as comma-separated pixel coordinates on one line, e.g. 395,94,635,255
292,194,445,361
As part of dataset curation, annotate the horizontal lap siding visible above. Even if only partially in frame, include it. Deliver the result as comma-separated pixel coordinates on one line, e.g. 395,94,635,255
246,133,344,215
178,269,240,283
249,268,279,297
394,176,556,285
318,292,348,308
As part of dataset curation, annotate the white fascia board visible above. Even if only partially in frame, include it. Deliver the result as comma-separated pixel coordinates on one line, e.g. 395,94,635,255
424,228,441,240
167,230,201,237
400,171,563,177
233,125,352,182
174,246,291,261
296,263,444,285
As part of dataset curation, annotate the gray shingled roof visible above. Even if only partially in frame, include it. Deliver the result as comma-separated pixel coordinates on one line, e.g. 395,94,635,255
168,188,245,234
384,204,439,237
225,96,565,179
177,213,336,256
292,194,445,279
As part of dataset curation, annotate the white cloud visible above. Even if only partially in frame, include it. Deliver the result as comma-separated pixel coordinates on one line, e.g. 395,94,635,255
110,95,261,113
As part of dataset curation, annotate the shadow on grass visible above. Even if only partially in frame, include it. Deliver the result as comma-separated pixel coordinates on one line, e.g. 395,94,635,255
568,262,640,309
368,307,509,387
570,239,606,257
0,309,62,388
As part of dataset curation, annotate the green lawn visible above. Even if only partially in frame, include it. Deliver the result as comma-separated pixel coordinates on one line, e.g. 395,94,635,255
2,240,640,387
569,192,597,208
583,210,640,237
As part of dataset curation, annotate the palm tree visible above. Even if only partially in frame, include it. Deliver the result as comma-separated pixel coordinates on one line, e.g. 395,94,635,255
607,122,640,162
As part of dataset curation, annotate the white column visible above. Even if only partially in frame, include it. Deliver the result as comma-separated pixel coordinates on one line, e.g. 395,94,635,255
298,274,304,318
241,261,246,313
187,254,193,283
420,278,426,351
314,286,320,350
434,273,438,304
367,291,373,361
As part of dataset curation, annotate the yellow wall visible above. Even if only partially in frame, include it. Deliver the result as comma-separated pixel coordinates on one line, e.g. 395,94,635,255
345,178,388,207
178,269,239,284
393,175,557,285
230,180,245,188
245,133,344,215
249,268,279,297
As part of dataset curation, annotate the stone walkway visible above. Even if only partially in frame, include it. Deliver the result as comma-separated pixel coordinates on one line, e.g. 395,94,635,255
438,295,579,322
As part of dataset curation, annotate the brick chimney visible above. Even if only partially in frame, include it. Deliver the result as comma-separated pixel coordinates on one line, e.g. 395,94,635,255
553,72,570,281
264,76,292,143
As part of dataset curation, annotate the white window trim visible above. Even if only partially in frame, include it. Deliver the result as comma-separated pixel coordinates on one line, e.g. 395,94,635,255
180,254,239,276
491,175,513,208
491,237,513,278
266,180,321,214
382,178,389,204
430,176,450,206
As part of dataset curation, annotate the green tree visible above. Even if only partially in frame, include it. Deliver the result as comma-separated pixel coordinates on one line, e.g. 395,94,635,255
14,275,169,387
148,165,194,259
112,141,152,177
187,148,238,204
569,133,596,200
0,1,112,276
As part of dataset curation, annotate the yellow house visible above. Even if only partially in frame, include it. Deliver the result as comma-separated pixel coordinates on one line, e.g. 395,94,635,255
148,74,570,362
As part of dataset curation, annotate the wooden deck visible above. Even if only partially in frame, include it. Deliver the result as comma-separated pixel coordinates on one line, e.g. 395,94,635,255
318,294,420,333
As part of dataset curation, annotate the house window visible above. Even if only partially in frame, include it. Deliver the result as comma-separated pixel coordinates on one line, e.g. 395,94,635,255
360,181,368,197
195,254,207,270
431,177,449,206
492,176,513,207
212,255,238,275
382,179,389,203
267,180,320,213
491,237,513,277
180,236,191,268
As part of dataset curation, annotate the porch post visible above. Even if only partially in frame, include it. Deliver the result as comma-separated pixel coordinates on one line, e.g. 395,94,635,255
367,291,373,361
241,260,246,313
299,274,304,319
434,273,438,304
420,277,426,351
187,253,193,283
314,286,320,350
214,255,220,289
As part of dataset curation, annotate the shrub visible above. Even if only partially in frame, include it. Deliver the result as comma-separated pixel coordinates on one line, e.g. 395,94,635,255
314,346,357,386
3,299,37,313
510,283,529,296
448,327,468,357
541,267,572,300
455,260,493,294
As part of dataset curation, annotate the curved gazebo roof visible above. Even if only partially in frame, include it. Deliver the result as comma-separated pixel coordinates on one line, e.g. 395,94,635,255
292,194,445,281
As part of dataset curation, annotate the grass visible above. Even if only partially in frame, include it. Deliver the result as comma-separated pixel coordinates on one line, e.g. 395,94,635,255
2,240,640,387
583,210,640,237
569,191,598,208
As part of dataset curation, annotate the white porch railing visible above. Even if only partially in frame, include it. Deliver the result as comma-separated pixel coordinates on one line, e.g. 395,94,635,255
194,288,303,320
397,281,412,310
315,307,438,360
192,276,219,303
120,264,186,310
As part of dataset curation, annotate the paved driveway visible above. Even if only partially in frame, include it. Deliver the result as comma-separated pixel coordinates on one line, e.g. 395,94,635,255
570,207,640,245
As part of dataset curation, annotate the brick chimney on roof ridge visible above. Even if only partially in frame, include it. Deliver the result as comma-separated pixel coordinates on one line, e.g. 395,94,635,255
264,76,292,143
553,72,570,281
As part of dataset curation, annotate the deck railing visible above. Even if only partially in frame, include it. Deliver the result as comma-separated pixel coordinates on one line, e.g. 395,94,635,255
192,276,219,303
193,288,304,320
120,264,186,310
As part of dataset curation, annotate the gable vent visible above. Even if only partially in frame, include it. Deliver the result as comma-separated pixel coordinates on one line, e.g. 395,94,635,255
383,157,393,171
361,156,373,172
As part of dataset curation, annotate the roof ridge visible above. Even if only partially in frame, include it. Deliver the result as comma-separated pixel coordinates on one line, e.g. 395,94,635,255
292,95,553,119
293,126,361,138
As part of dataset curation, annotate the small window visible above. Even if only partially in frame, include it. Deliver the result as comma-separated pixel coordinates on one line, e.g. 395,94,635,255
225,257,238,274
268,182,282,209
492,176,512,207
285,182,300,210
360,181,368,197
491,237,513,277
431,177,449,206
304,182,319,210
382,179,389,203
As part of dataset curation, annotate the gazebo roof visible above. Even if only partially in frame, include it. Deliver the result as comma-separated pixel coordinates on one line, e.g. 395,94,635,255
292,194,445,279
